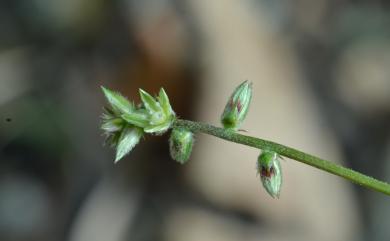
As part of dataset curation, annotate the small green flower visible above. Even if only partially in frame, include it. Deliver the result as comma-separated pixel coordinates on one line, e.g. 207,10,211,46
169,128,194,164
221,80,252,130
257,150,283,198
101,86,176,162
138,88,175,134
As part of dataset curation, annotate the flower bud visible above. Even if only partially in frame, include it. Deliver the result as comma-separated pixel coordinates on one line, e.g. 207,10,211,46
221,80,252,130
169,128,194,164
139,88,176,134
257,150,282,198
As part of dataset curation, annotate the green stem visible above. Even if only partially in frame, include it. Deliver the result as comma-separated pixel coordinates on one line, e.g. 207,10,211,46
174,119,390,196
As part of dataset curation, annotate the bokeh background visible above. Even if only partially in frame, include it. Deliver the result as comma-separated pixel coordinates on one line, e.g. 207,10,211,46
1,0,390,241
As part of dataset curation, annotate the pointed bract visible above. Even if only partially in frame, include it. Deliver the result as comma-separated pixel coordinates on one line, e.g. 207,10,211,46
139,89,161,113
115,127,143,163
158,88,174,116
101,86,134,114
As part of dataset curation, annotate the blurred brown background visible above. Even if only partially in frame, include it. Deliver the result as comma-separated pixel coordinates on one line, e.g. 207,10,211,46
1,0,390,241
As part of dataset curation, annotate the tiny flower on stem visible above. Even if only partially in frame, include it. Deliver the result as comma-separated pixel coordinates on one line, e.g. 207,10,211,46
138,88,176,134
169,128,194,164
101,86,175,162
257,150,283,198
221,80,252,130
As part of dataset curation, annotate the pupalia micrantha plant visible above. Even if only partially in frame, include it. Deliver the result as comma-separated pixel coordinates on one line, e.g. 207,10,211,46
100,82,390,198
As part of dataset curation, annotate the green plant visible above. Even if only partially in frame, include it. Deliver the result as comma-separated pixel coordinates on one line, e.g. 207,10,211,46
100,82,390,198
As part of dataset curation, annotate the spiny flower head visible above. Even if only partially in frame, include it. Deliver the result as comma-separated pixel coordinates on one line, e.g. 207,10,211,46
101,86,175,162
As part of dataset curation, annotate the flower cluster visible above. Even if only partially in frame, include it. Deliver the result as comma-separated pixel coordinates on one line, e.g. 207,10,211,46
101,81,284,198
97,80,390,198
101,87,175,162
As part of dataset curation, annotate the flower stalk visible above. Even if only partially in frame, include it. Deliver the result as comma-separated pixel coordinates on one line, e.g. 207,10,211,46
173,119,390,196
100,82,390,197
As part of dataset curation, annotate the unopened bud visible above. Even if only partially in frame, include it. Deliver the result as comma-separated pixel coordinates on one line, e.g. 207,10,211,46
169,128,194,164
221,80,252,130
257,150,282,198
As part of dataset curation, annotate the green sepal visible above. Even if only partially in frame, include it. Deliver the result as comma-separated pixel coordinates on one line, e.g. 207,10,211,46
101,86,134,114
122,110,150,128
144,122,172,134
158,88,174,116
139,89,161,113
115,127,143,163
149,111,165,126
221,109,238,129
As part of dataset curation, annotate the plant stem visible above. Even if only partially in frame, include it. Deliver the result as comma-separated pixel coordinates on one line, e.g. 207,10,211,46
174,119,390,196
